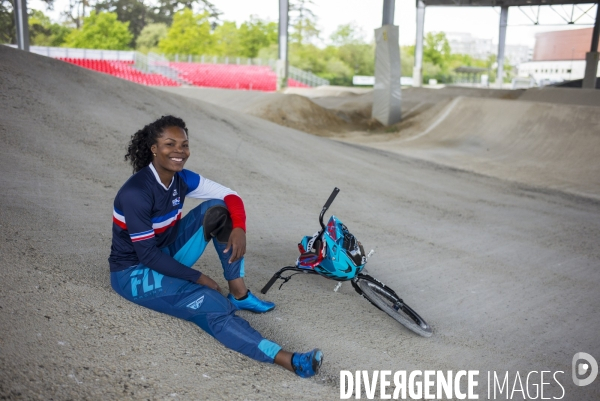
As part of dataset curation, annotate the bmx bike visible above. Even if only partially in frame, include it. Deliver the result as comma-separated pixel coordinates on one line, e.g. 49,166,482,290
261,188,432,337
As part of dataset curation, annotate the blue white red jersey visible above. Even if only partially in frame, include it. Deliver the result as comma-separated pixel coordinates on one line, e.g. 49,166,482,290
109,163,244,282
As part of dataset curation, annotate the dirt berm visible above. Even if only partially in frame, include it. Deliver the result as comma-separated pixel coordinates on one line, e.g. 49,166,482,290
1,45,599,400
337,95,600,200
160,86,378,135
165,85,600,200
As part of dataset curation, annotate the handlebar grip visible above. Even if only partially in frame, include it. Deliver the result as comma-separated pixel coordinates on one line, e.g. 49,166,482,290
323,187,340,210
261,274,280,294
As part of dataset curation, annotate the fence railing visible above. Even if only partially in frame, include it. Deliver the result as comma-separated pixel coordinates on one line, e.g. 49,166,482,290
134,52,182,82
162,54,277,68
16,45,136,60
288,65,329,87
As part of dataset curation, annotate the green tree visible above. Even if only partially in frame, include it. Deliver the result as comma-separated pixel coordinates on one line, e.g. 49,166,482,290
0,0,15,43
289,43,325,74
330,24,374,78
419,32,498,84
64,11,133,49
330,22,364,46
158,8,212,55
256,42,278,60
136,22,167,53
401,45,414,78
421,32,456,83
29,9,73,46
95,0,148,47
212,21,241,56
287,43,353,85
63,0,94,29
237,16,277,58
1,0,54,44
423,32,451,70
332,42,374,79
321,55,353,85
289,0,319,45
150,0,220,27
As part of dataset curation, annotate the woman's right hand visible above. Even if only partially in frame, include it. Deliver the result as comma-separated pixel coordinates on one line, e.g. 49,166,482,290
197,274,221,292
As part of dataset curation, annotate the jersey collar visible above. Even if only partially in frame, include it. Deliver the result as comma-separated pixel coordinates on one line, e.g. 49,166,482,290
149,163,174,191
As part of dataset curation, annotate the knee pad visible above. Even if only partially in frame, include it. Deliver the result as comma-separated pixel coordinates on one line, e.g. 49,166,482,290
203,205,233,243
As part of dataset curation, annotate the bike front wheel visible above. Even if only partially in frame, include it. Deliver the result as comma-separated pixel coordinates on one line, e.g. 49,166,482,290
352,274,432,338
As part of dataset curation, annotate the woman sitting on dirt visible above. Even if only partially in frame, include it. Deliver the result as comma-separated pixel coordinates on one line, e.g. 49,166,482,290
108,115,322,378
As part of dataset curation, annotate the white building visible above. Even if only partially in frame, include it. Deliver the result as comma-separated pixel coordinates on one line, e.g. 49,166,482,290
517,60,595,85
446,32,531,66
516,28,597,86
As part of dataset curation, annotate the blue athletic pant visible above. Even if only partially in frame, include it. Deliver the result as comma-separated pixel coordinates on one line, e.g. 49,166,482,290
111,199,282,363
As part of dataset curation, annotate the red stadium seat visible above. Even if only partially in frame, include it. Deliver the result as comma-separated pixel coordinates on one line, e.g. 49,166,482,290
57,58,181,87
168,62,310,91
56,57,311,90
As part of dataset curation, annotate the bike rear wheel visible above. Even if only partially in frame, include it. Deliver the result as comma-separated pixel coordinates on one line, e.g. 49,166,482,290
352,274,432,337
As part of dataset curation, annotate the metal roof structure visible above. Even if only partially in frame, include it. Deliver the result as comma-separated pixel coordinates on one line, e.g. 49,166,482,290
421,0,593,6
411,0,599,89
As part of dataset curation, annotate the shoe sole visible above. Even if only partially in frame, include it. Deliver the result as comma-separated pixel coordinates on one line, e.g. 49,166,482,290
247,305,275,313
227,295,275,313
313,350,323,375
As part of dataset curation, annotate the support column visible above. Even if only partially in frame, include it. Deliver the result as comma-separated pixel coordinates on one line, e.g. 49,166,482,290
582,4,600,89
382,0,395,25
496,6,509,88
372,24,402,125
277,0,289,90
13,0,30,51
413,0,425,87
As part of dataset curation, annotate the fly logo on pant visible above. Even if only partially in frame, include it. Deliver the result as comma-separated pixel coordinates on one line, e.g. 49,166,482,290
186,295,205,310
130,268,164,298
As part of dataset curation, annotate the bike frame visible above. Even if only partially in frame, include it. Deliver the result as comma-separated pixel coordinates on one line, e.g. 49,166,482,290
260,187,432,337
261,187,366,294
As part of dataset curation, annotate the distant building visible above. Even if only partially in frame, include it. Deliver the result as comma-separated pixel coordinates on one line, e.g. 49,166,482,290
446,32,531,66
446,32,494,60
517,28,598,85
504,45,531,66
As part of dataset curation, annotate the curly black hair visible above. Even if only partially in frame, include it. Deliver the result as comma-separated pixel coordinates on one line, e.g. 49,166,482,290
124,115,189,173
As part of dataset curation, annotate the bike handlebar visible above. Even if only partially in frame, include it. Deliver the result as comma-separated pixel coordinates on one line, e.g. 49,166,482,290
323,187,340,211
261,274,279,294
319,187,340,234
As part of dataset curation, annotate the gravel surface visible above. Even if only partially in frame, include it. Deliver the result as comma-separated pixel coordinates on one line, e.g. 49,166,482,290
1,46,599,400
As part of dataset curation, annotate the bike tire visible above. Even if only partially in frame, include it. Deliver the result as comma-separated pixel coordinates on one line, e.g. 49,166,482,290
352,274,433,338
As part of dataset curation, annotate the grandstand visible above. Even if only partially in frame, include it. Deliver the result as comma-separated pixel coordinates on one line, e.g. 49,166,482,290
58,58,181,87
169,62,307,90
60,58,309,90
20,46,313,90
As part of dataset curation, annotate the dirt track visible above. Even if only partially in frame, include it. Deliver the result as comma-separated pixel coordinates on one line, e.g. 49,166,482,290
1,46,599,400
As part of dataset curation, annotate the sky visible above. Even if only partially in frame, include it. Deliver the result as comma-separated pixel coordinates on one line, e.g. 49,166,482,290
32,0,597,48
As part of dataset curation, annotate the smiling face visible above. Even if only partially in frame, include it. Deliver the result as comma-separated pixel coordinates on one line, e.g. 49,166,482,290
150,126,190,185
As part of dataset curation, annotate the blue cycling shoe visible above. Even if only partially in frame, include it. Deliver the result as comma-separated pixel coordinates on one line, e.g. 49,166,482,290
292,349,323,378
227,290,275,313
